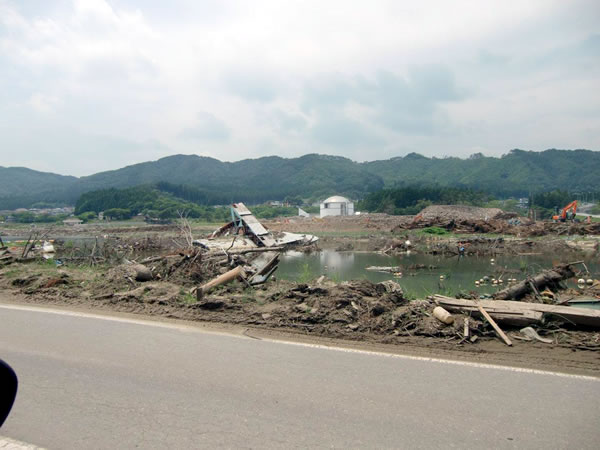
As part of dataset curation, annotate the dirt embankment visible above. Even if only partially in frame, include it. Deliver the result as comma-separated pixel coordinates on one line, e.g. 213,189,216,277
263,214,414,233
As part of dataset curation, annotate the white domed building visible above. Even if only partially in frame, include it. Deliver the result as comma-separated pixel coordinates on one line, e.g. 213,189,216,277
320,195,354,218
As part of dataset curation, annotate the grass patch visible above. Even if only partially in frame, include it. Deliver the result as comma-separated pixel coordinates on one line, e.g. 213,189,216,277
2,268,21,278
420,226,449,235
180,292,197,304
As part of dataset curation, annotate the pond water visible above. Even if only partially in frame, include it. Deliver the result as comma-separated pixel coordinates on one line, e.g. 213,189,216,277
277,250,600,300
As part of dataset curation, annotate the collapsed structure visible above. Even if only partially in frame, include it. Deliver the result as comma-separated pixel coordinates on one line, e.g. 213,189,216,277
192,203,318,298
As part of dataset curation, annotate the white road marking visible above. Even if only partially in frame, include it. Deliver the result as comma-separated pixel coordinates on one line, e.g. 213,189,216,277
0,436,43,449
1,303,598,382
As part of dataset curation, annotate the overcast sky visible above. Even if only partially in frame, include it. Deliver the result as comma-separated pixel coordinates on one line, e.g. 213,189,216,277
1,0,599,176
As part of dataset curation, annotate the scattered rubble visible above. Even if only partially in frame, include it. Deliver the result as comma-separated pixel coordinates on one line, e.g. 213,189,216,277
2,203,599,368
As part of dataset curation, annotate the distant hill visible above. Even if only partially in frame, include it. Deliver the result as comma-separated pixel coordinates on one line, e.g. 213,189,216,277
1,149,598,209
362,149,600,196
0,166,78,209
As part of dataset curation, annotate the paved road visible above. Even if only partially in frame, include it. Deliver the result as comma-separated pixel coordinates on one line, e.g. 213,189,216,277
1,304,599,449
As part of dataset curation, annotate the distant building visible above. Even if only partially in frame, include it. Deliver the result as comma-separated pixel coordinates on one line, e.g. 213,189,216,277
320,195,354,218
63,218,83,226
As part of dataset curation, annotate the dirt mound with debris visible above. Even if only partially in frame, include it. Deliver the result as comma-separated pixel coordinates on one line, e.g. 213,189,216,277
416,205,506,222
264,214,414,233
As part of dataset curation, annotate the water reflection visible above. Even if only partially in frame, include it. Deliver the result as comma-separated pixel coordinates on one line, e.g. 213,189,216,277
319,251,355,274
277,250,599,298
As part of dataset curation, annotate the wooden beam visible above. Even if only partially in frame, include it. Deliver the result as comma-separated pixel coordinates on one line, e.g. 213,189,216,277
476,304,512,346
433,295,600,327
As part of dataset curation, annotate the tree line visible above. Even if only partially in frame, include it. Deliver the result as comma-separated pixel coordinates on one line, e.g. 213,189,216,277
357,186,495,215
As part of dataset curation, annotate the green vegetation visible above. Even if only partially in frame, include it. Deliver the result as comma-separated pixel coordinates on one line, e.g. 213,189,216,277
3,149,600,209
75,186,230,221
421,227,449,235
77,211,96,223
529,190,578,219
363,149,600,198
75,185,302,221
8,212,68,223
298,263,314,284
358,186,493,215
179,291,197,305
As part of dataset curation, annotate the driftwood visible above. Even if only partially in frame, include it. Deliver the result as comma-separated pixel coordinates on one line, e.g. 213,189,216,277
494,264,575,300
434,295,600,328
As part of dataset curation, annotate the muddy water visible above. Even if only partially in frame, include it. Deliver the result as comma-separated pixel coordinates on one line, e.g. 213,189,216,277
277,250,600,299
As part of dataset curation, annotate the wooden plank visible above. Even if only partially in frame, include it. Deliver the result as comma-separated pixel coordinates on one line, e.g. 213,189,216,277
242,215,261,225
477,304,512,346
434,295,600,327
246,221,270,236
232,203,252,216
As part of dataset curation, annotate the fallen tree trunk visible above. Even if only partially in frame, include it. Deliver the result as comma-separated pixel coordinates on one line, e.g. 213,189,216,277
494,264,575,300
434,295,600,328
196,266,247,299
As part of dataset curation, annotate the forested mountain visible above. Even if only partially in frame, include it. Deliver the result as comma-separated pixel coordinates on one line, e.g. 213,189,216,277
0,166,78,209
1,149,598,209
363,149,600,197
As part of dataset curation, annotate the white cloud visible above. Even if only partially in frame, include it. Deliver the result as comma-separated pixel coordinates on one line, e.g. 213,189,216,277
179,112,231,141
0,0,598,175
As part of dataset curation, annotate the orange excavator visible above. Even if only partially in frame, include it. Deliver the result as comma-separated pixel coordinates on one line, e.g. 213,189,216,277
552,200,578,222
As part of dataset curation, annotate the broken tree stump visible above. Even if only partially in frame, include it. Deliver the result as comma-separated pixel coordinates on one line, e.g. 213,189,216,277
494,264,575,300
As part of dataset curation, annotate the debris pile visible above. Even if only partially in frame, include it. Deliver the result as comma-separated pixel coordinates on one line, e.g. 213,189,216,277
392,204,600,238
415,205,508,222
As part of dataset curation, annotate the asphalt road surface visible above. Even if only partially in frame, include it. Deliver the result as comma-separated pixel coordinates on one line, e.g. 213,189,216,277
1,304,599,449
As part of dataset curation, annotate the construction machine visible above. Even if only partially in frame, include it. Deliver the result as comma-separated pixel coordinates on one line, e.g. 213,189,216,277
552,200,578,222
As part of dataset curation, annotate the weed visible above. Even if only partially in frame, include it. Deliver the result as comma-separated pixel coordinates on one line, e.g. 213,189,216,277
2,269,21,278
402,290,419,301
298,263,314,284
180,293,197,304
329,272,342,283
519,260,529,272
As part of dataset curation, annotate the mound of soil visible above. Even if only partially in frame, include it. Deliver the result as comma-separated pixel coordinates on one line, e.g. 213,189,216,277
416,205,507,222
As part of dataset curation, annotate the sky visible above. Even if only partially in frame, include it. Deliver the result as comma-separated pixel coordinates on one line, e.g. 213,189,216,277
0,0,599,176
